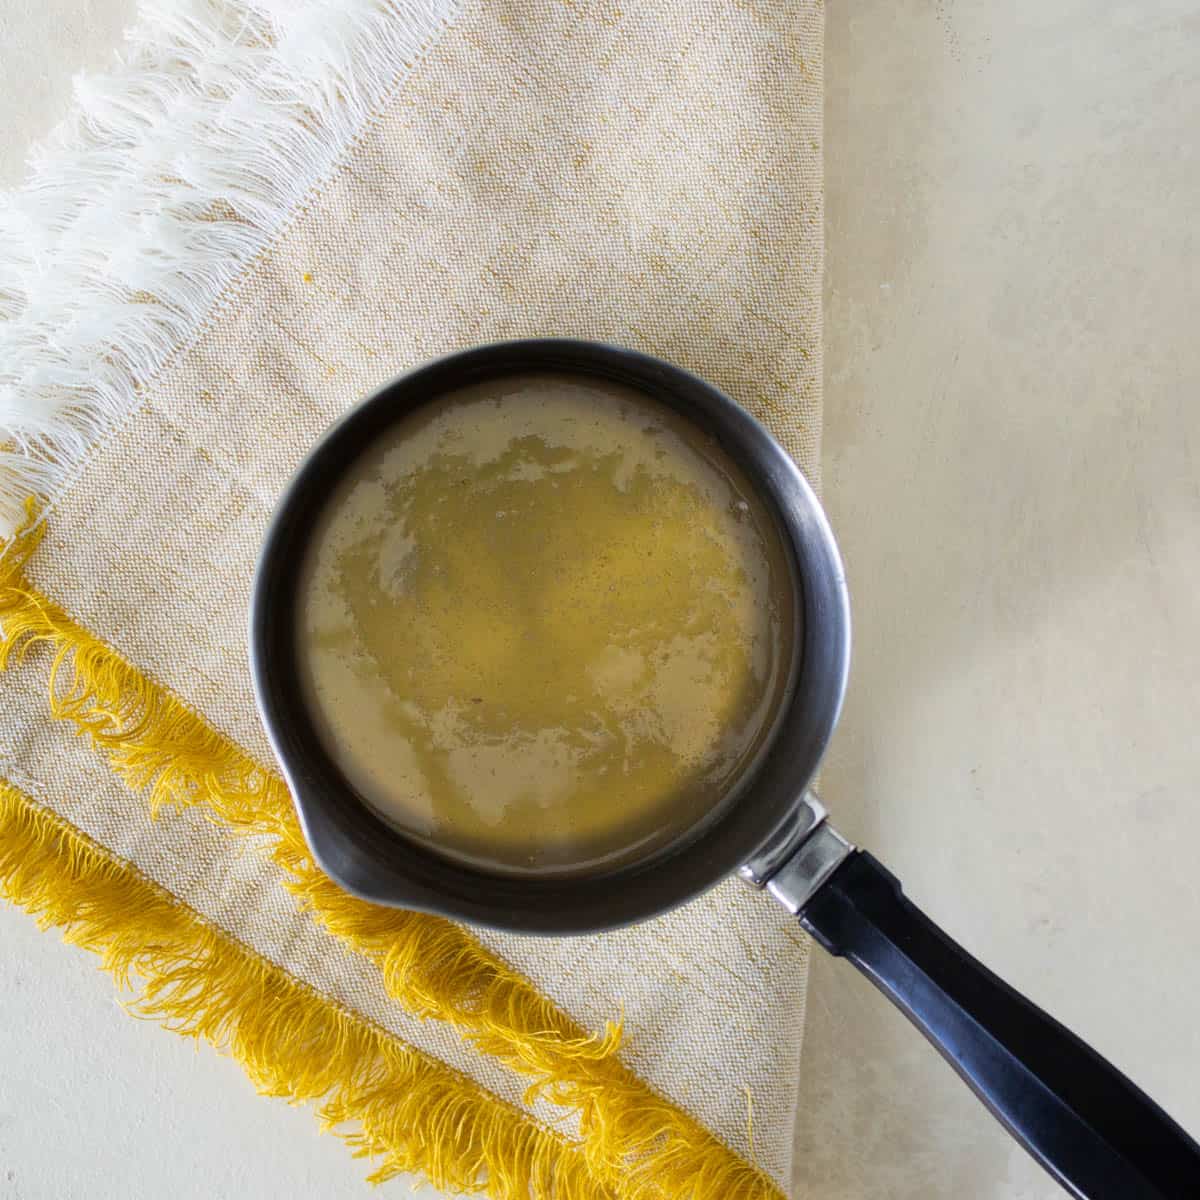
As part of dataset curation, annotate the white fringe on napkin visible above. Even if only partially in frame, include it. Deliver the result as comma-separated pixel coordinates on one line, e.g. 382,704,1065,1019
0,0,458,534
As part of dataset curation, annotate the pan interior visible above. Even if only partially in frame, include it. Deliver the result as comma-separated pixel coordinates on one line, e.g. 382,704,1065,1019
290,370,799,880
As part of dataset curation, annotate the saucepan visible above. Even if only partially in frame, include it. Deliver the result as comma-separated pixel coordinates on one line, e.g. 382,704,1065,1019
250,339,1200,1199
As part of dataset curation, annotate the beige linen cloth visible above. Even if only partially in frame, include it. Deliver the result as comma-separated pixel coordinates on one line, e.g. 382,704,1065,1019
0,0,823,1195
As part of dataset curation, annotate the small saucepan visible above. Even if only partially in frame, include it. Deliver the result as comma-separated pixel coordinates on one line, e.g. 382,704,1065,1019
251,339,1199,1199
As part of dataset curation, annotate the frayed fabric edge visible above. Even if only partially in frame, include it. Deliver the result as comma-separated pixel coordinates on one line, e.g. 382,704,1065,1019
0,0,459,534
0,775,606,1197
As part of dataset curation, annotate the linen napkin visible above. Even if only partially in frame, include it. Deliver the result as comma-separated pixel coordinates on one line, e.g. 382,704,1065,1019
0,1,823,1195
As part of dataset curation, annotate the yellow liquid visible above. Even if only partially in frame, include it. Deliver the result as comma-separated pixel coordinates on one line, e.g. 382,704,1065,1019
295,373,795,875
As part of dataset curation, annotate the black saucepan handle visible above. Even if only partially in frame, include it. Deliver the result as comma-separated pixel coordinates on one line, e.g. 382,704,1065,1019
799,851,1200,1199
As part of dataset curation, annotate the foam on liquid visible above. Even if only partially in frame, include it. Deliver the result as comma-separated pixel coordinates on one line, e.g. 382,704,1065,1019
295,373,795,876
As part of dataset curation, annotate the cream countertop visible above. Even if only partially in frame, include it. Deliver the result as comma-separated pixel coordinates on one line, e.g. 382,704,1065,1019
801,2,1200,1196
2,2,1199,1199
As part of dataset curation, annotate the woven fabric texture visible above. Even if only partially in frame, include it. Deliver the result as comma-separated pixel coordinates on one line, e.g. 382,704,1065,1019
2,0,823,1192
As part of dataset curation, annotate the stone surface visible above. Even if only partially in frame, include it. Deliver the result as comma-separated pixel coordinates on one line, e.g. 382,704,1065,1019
800,1,1200,1196
0,0,139,187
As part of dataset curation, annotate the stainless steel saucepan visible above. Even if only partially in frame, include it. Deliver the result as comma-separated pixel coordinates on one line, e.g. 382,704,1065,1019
251,339,1200,1199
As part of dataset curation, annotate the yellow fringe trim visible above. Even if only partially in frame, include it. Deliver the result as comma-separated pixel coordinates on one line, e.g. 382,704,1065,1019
0,778,606,1197
0,504,784,1200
